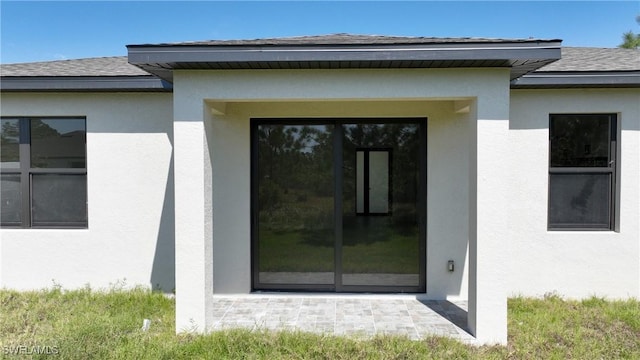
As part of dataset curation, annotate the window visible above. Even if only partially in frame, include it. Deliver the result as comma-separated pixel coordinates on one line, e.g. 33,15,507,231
1,117,87,228
548,114,616,230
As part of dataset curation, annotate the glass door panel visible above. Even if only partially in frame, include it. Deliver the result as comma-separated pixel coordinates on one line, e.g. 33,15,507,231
255,124,335,286
342,123,421,288
253,119,425,292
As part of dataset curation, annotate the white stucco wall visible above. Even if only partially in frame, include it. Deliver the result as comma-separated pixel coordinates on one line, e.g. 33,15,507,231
0,92,175,292
508,89,640,299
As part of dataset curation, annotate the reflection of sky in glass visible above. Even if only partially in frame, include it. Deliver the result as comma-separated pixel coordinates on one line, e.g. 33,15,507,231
41,119,85,135
283,125,327,154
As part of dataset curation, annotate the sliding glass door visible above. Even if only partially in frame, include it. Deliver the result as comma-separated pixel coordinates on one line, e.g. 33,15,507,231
252,119,425,292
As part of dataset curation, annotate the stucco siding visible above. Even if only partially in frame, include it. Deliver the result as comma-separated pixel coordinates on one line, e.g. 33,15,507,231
0,92,175,292
508,89,640,298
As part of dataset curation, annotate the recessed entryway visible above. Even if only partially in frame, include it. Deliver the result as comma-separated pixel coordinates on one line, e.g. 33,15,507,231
251,118,427,292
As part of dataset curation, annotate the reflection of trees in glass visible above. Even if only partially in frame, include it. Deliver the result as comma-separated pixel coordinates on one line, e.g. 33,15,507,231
257,124,335,246
257,124,336,273
1,120,20,164
30,119,60,139
258,125,333,213
258,122,421,243
30,119,86,169
1,120,20,140
550,115,610,167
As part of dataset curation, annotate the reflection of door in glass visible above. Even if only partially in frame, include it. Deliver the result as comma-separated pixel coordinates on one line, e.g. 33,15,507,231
356,149,391,215
253,120,425,292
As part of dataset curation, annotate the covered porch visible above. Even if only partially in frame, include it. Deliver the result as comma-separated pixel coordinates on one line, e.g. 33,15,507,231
125,35,562,344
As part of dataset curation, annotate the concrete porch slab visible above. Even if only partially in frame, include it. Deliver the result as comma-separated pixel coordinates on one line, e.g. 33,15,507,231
209,294,475,343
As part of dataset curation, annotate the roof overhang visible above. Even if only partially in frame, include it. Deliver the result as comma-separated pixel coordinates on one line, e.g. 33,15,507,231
511,71,640,89
127,41,562,82
0,76,173,92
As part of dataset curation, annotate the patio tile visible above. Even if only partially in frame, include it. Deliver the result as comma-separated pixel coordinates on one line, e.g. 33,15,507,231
209,295,476,344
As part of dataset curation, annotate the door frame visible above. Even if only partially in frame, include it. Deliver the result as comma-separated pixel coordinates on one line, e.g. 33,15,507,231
250,118,427,293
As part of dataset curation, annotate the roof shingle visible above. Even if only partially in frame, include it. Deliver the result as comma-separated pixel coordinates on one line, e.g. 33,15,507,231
0,56,150,77
1,34,637,91
131,33,561,47
537,47,640,72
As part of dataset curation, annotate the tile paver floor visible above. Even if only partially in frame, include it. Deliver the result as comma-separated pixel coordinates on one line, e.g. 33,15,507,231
210,295,475,343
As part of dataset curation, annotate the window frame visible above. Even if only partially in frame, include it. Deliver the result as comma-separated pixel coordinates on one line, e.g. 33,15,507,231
1,117,87,229
548,113,617,231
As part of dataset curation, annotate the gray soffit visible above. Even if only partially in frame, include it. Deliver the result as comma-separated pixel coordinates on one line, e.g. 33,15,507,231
1,56,172,92
512,47,640,88
126,34,563,81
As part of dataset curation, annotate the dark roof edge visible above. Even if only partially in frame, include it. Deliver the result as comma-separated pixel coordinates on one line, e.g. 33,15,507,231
511,71,640,89
127,43,562,82
0,76,173,92
127,42,563,62
126,36,562,48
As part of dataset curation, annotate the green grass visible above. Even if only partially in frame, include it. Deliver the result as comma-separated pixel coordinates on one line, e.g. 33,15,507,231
1,289,639,359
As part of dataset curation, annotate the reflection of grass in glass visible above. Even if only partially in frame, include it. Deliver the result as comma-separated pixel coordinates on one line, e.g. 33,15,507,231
259,229,334,272
342,233,418,274
259,229,419,274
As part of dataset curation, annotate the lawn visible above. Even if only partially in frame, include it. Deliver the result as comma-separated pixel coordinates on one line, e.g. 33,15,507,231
1,288,639,359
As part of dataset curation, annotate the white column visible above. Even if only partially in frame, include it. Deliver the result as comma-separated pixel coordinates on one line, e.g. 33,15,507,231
174,116,214,333
467,94,509,344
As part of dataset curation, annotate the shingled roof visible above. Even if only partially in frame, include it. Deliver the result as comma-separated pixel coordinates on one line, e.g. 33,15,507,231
537,47,640,72
1,35,638,91
0,56,170,92
511,47,640,88
136,33,559,47
127,34,562,82
0,56,149,77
